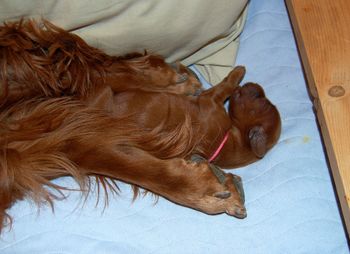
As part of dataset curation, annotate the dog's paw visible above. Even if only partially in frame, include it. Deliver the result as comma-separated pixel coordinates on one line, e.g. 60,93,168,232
184,155,246,218
168,63,203,96
199,168,247,219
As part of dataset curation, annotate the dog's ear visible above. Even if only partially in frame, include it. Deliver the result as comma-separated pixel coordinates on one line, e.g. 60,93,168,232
248,126,267,158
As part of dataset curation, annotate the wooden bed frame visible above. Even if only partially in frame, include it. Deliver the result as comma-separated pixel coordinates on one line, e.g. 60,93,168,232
286,0,350,238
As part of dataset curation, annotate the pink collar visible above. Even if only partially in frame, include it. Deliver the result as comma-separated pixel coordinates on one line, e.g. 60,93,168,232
208,131,230,163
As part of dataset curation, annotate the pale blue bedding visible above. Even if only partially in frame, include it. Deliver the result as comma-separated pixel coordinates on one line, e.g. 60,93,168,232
0,0,348,253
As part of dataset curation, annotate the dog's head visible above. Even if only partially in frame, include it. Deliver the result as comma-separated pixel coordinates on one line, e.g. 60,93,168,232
229,82,281,161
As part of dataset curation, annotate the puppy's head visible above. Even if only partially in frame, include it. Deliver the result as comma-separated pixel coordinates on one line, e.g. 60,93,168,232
229,83,281,159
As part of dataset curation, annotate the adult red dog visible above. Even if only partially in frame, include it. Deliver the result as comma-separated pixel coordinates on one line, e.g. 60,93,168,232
0,20,281,232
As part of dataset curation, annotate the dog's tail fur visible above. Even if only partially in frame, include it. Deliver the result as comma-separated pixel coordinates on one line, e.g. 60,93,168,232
0,98,88,231
0,19,112,102
0,19,176,108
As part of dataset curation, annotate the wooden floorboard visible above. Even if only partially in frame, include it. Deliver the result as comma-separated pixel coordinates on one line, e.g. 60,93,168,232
285,0,350,237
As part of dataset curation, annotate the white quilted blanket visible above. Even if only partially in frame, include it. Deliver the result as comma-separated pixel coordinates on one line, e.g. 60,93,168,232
0,0,348,253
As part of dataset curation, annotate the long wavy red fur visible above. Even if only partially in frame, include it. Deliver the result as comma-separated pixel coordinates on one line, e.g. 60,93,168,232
0,20,202,231
0,19,277,231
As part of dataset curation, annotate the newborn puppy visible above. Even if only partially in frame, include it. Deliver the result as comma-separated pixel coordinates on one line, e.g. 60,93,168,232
211,82,282,168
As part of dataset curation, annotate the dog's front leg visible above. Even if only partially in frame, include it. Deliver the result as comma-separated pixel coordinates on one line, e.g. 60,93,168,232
75,145,246,218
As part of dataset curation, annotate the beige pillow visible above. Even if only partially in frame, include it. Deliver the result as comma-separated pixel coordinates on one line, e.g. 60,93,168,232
0,0,248,84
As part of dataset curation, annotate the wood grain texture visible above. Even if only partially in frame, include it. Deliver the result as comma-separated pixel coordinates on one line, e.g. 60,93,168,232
285,0,350,236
